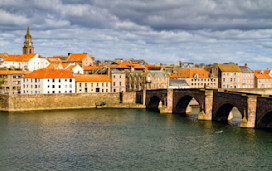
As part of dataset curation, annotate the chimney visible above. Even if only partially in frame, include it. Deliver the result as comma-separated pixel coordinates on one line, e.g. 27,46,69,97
68,53,71,56
245,63,247,67
107,64,111,77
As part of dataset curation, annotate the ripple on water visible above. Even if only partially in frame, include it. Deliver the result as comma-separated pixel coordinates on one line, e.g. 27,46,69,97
0,109,271,170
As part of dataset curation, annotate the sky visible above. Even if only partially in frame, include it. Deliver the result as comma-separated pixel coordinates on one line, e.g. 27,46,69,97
1,0,272,69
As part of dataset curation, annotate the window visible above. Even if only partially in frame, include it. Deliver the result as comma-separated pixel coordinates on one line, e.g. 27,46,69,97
106,83,108,87
97,83,99,86
106,89,108,92
113,75,116,78
85,83,87,87
113,82,115,86
80,83,82,88
35,85,37,88
59,79,61,83
70,79,72,82
48,85,50,88
53,79,55,82
53,85,55,88
59,85,61,88
120,82,122,86
102,83,104,87
120,75,121,78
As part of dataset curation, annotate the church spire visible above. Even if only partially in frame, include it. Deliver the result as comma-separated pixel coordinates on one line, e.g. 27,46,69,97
23,26,34,55
27,25,30,35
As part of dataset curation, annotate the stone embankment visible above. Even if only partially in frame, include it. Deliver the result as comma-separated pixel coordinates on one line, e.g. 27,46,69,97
0,92,145,112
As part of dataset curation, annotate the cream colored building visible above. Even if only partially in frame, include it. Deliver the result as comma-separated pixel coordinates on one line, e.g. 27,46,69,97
170,68,218,89
111,70,126,92
239,64,254,88
218,64,242,88
75,75,111,93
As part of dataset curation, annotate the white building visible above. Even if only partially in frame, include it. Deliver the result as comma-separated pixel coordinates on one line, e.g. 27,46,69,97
21,68,75,94
3,54,50,71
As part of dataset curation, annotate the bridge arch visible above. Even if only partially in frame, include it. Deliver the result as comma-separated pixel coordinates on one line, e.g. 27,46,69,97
173,95,202,114
214,103,244,123
257,111,272,128
147,96,162,110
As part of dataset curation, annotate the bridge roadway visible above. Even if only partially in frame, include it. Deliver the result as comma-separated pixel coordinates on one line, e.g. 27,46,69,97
136,88,272,129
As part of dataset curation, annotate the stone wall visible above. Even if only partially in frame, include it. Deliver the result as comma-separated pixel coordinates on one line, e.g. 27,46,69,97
122,92,136,103
2,93,121,112
226,88,272,95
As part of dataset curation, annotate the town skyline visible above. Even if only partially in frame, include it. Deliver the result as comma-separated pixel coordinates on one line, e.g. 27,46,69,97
1,0,272,69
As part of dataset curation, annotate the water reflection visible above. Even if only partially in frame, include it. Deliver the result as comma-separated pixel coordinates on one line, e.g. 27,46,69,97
0,109,271,170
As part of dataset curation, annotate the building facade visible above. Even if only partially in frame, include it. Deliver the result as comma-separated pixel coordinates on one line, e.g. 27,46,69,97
218,64,242,88
111,70,126,92
146,71,169,89
21,69,75,94
239,64,254,88
0,70,31,94
170,68,218,89
125,71,147,91
254,70,272,88
74,75,111,93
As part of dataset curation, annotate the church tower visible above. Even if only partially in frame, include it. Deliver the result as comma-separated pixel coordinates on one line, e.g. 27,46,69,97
22,26,34,55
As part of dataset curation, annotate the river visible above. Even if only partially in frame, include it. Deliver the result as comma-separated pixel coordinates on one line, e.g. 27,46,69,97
0,108,271,170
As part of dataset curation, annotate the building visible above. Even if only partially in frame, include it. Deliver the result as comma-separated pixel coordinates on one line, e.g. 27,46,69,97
3,54,50,71
67,53,94,67
0,70,31,94
125,71,147,91
74,75,111,93
23,26,34,55
21,68,75,94
239,64,254,88
146,71,169,89
254,70,272,88
169,68,218,88
111,69,126,92
218,63,242,88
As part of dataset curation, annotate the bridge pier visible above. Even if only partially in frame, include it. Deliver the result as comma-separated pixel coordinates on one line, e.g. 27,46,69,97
159,89,173,113
198,89,213,120
246,95,257,128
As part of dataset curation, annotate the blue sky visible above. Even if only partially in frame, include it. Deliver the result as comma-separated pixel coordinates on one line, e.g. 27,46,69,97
1,0,272,69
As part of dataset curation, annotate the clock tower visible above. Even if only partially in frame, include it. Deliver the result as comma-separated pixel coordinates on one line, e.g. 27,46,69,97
22,26,34,55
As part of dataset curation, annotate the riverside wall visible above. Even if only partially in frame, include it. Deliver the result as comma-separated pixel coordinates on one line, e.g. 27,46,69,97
0,92,144,112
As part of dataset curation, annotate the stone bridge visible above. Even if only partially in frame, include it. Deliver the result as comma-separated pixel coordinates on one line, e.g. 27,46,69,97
136,89,272,129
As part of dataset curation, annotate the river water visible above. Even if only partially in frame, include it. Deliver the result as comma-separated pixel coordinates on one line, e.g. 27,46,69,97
0,108,271,170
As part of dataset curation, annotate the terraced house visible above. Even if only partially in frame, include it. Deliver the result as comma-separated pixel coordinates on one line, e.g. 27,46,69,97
74,75,111,93
0,70,31,94
170,68,217,88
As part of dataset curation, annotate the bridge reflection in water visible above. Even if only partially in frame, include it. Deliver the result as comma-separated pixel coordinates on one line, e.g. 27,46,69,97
136,88,272,129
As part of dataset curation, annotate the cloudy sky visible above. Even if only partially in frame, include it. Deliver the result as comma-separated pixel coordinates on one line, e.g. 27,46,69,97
1,0,272,69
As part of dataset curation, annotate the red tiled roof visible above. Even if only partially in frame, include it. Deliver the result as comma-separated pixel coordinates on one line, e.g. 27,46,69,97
4,54,37,62
83,65,103,71
22,69,74,78
48,58,61,63
254,70,271,79
170,68,211,78
74,75,111,82
67,53,88,62
0,70,31,75
110,64,130,69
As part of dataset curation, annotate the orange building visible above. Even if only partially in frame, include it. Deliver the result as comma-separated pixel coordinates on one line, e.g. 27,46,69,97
254,70,272,88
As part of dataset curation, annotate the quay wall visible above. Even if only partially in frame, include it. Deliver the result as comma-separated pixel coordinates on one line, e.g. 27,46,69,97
0,92,142,112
